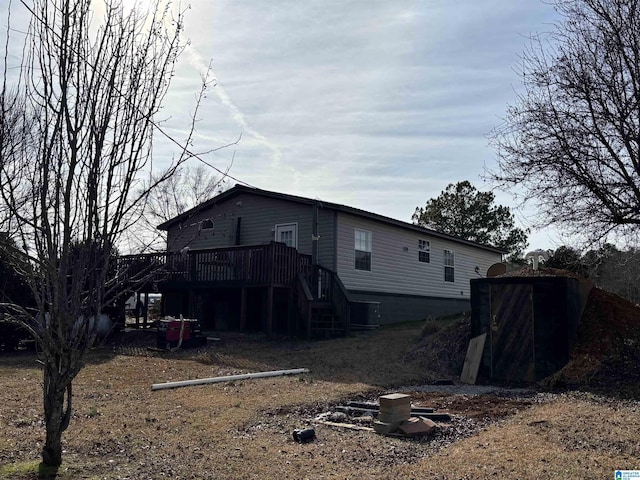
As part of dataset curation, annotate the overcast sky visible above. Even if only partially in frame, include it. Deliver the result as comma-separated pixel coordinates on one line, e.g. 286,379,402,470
1,1,567,251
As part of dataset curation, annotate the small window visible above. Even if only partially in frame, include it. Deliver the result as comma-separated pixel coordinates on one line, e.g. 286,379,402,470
275,223,298,248
201,219,214,230
418,239,430,263
354,229,372,271
444,249,455,282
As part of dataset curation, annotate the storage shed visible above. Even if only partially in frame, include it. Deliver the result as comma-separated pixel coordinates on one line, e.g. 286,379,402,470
470,274,592,383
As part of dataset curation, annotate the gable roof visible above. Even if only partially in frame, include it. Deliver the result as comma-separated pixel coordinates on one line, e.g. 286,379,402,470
158,184,505,254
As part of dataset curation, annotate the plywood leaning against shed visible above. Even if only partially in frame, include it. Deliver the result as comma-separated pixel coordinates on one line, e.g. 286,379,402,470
460,333,487,384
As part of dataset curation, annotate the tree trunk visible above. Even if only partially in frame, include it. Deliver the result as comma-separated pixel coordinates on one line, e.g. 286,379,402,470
42,365,72,467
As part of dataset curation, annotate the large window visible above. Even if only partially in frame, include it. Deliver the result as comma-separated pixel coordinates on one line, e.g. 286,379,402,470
444,249,455,282
418,239,430,263
354,229,372,271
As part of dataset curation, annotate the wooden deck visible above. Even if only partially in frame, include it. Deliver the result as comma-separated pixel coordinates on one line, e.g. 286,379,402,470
119,243,312,288
118,243,349,338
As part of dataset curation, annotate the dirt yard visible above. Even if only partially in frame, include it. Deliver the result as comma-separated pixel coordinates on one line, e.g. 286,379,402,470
1,287,640,479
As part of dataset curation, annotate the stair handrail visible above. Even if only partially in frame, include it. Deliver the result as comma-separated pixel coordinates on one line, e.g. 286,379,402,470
313,265,352,335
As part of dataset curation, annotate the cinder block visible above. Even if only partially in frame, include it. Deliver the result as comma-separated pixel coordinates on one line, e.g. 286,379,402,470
379,404,412,416
373,420,401,434
379,393,411,409
377,411,411,424
398,417,437,436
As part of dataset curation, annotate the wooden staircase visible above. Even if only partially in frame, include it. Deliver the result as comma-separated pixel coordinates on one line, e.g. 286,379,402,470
310,301,340,337
297,266,351,338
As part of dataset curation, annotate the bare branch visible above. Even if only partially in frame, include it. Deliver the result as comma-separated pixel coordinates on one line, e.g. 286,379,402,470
489,0,640,244
0,0,238,467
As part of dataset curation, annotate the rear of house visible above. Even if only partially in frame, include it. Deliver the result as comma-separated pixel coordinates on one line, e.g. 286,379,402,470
152,185,502,332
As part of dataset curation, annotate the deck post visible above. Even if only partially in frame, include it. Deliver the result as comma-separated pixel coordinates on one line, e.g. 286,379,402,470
143,291,150,328
306,304,312,340
287,288,294,335
240,287,247,331
266,285,274,336
135,291,142,328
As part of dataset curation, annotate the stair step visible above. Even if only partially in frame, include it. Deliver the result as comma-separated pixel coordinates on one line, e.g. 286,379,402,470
310,301,333,309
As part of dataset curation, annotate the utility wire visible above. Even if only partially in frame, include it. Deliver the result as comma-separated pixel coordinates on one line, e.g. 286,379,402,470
15,0,254,188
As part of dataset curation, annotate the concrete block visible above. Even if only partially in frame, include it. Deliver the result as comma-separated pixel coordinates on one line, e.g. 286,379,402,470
379,404,412,416
398,417,437,436
379,393,411,409
373,420,401,434
377,411,411,424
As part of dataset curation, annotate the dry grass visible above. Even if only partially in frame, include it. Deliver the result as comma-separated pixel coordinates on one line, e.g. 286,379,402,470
392,394,640,478
0,319,639,479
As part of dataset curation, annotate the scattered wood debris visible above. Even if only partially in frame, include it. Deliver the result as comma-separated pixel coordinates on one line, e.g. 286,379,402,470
316,392,451,438
315,420,374,432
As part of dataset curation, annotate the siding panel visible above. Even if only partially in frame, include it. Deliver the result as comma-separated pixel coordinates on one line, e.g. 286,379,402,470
336,212,502,299
316,207,336,269
166,194,335,269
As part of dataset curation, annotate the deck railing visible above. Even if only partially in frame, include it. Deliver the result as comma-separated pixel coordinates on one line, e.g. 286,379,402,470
119,243,312,287
299,264,352,336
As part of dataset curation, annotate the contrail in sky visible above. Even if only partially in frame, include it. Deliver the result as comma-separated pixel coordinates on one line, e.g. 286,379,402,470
186,46,284,166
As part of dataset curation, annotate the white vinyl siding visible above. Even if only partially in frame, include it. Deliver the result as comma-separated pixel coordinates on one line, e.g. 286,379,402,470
165,189,503,301
336,212,501,299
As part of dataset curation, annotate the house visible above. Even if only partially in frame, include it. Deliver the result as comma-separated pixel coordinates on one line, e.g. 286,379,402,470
124,185,503,336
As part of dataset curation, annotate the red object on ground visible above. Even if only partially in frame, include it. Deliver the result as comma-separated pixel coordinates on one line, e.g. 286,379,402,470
165,321,192,342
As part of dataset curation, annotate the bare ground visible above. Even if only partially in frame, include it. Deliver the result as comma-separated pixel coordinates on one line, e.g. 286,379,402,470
1,298,639,479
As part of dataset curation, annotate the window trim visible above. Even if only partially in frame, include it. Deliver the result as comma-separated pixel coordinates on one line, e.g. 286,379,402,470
418,239,430,263
275,222,298,249
444,249,455,282
354,228,372,271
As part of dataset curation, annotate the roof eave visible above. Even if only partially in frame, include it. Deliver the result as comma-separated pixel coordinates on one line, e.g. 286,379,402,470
157,184,507,254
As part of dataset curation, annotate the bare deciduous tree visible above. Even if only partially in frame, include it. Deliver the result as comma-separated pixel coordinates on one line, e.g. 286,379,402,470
131,163,229,251
0,0,216,468
490,0,640,243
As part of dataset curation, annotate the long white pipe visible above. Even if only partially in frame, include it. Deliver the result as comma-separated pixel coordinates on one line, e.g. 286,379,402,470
151,368,310,391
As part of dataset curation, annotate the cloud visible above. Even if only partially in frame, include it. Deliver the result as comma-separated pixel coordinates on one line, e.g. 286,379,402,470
0,0,564,249
184,44,286,171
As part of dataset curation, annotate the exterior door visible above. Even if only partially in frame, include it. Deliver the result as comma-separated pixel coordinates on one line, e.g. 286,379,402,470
489,283,535,382
275,223,298,249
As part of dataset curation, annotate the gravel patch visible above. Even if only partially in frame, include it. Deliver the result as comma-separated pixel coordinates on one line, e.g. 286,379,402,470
397,383,534,397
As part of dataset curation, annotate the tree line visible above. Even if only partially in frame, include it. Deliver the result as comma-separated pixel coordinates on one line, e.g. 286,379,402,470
544,244,640,305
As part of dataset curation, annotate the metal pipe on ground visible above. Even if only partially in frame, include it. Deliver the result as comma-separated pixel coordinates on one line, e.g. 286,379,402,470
151,368,310,391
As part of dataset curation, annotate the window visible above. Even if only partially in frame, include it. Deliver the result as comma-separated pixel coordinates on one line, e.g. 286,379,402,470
201,219,214,230
275,223,298,248
418,239,430,263
354,229,372,271
444,249,455,282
